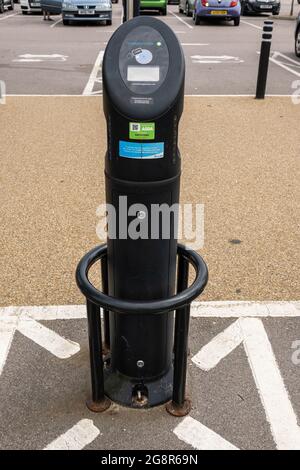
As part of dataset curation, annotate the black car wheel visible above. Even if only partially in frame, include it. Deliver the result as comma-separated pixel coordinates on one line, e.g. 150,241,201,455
161,7,167,15
63,19,69,25
234,16,240,26
8,0,14,10
0,1,4,14
185,1,191,16
106,19,112,25
194,14,201,24
295,27,300,58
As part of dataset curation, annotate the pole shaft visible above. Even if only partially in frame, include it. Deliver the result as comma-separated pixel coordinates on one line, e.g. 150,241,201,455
256,40,271,99
86,299,106,403
101,255,110,350
172,255,190,406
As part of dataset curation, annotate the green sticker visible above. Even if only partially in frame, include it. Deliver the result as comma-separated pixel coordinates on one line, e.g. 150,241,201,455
129,122,155,140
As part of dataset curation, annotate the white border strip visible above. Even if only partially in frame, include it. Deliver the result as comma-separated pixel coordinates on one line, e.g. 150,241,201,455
0,301,299,321
5,94,296,98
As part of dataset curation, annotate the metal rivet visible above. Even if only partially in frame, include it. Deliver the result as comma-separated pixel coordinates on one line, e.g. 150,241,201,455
137,360,144,368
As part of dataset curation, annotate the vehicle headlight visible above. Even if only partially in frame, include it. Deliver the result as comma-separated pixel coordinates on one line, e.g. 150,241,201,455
95,3,111,9
62,2,74,9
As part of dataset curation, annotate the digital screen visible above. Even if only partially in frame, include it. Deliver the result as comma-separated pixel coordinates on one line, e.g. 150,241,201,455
127,66,160,82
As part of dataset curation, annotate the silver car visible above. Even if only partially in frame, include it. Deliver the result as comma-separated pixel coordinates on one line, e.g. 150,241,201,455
40,0,112,25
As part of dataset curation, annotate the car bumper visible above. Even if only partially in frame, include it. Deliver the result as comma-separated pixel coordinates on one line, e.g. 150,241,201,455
196,7,240,18
244,3,280,13
140,1,166,10
63,11,112,20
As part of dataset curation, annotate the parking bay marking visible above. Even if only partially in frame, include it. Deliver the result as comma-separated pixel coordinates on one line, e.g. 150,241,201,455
13,54,68,63
0,13,19,21
191,55,244,64
269,51,300,78
83,49,104,96
170,10,193,30
192,317,300,450
44,419,100,450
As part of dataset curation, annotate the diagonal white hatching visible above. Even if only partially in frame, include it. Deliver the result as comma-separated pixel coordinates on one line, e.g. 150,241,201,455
192,318,300,450
17,317,80,359
174,417,239,450
44,419,100,450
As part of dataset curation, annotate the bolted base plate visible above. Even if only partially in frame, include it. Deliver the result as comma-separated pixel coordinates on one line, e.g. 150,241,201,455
104,365,173,408
86,397,111,413
165,398,191,417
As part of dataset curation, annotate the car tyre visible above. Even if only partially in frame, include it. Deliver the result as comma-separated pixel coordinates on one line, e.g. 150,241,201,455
295,27,300,58
8,0,14,10
106,19,112,25
234,16,240,26
161,7,167,15
185,1,191,16
272,10,279,15
194,14,201,24
22,10,28,13
63,19,69,25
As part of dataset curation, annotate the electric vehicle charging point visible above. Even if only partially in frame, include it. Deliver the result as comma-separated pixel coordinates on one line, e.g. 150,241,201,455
76,16,208,417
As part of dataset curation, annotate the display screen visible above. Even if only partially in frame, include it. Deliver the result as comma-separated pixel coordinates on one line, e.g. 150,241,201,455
127,66,160,82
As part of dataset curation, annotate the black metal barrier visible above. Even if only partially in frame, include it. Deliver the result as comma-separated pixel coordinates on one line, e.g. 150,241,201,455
256,21,274,99
76,243,208,416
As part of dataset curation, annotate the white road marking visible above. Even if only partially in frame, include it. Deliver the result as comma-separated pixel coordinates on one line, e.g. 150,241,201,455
240,318,300,450
192,318,300,450
0,315,18,376
0,13,19,21
170,10,193,29
44,419,100,450
270,51,300,78
191,55,244,64
174,417,239,450
191,301,300,318
50,18,62,28
241,19,263,30
83,49,104,96
17,317,80,359
13,54,68,63
0,301,299,322
192,320,243,370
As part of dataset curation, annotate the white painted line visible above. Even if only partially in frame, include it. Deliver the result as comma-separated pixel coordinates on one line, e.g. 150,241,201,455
191,301,300,318
170,10,193,29
192,320,243,370
0,316,18,376
192,317,300,450
270,51,300,78
0,301,299,322
13,54,68,63
50,18,62,28
174,417,239,450
44,419,100,450
17,317,80,358
240,318,300,450
0,13,19,21
275,51,300,67
83,50,104,96
191,55,244,64
241,19,263,30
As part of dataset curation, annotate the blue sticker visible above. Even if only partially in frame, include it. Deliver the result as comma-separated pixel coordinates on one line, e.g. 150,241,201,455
119,141,164,159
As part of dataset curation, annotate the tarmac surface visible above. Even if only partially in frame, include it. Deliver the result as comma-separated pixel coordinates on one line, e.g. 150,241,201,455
0,4,299,95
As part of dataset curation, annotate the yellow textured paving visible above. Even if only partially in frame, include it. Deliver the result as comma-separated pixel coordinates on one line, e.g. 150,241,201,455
0,96,299,306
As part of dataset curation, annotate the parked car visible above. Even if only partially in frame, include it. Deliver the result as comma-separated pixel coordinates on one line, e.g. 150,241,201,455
20,0,42,13
140,0,167,15
39,0,112,24
0,0,14,13
295,11,300,58
179,0,194,16
240,0,280,16
193,0,241,26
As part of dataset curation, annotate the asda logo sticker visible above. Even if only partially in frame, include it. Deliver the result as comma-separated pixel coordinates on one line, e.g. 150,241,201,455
129,122,155,140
